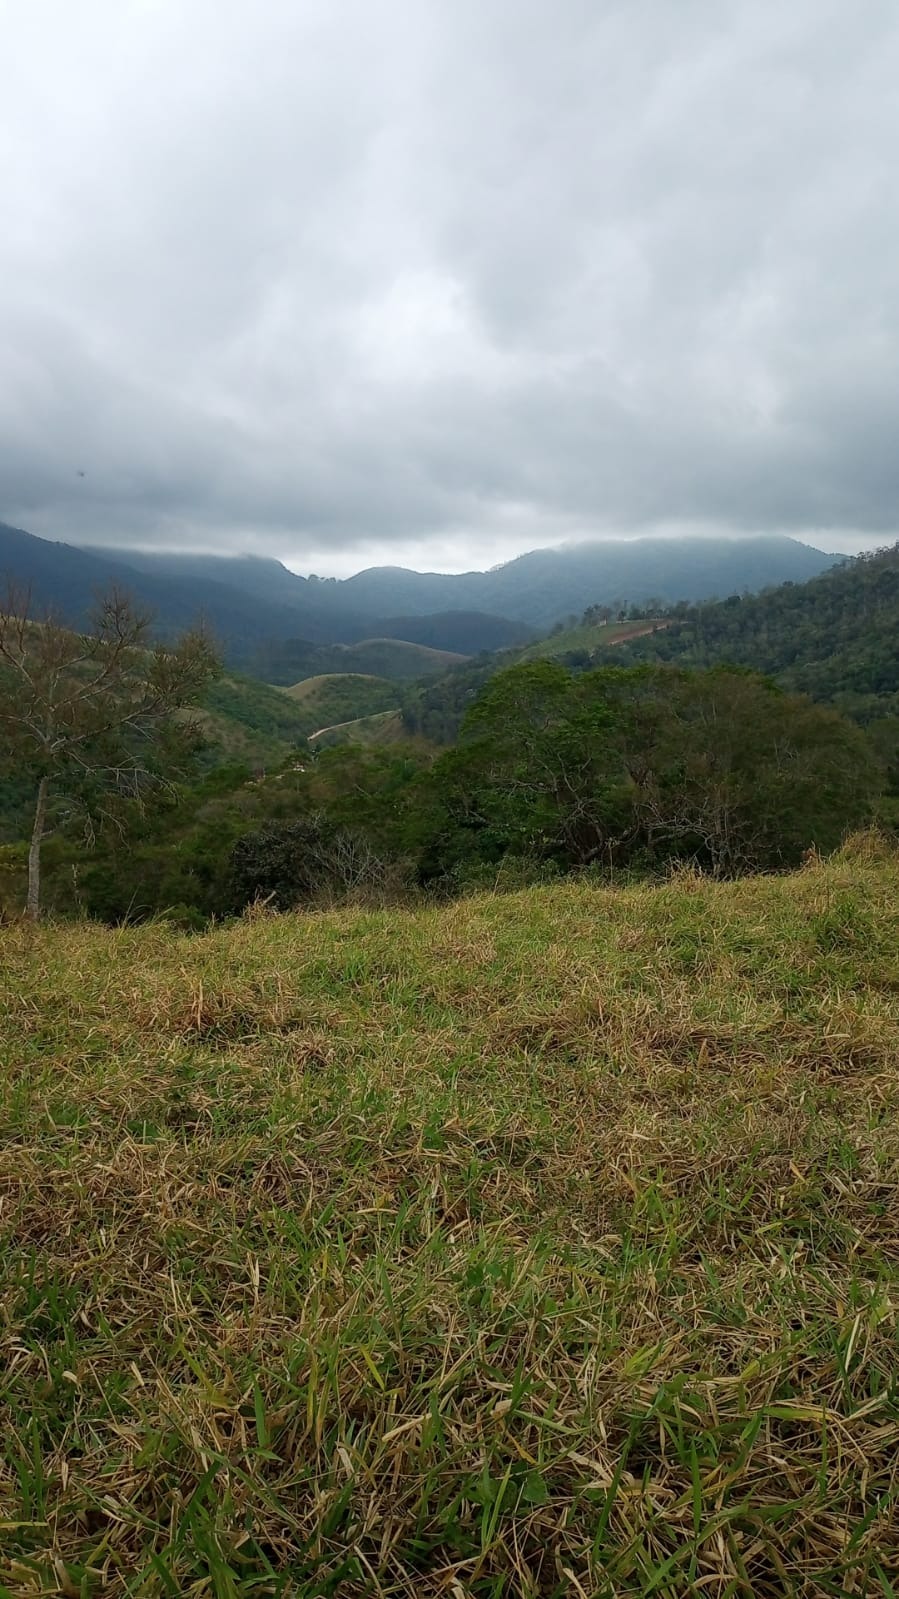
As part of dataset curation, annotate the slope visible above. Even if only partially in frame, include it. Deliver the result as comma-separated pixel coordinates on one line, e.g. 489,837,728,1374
2,844,898,1592
193,674,315,765
614,542,899,716
258,636,467,685
307,707,406,749
280,673,398,727
0,521,340,655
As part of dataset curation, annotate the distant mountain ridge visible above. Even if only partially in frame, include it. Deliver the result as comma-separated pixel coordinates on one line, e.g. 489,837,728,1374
97,532,833,625
1,521,836,667
0,524,529,661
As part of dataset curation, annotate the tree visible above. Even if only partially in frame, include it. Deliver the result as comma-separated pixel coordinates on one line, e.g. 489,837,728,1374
616,667,880,874
228,814,386,911
424,661,633,878
0,587,219,918
422,660,881,883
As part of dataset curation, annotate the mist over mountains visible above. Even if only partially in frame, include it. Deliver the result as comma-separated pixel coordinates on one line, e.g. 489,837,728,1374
0,520,836,666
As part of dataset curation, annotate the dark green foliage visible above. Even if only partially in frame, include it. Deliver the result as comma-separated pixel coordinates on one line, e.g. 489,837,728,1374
423,662,880,884
228,816,343,910
402,660,503,743
201,675,313,744
41,744,434,923
374,611,535,652
616,542,899,716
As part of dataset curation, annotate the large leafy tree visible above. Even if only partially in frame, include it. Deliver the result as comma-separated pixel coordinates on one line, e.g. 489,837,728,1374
426,660,635,876
0,587,218,918
426,661,880,880
617,666,880,873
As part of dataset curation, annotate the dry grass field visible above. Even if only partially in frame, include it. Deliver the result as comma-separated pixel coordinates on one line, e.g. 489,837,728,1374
1,837,898,1595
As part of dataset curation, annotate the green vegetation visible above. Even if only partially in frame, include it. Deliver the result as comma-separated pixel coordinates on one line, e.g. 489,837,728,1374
372,611,535,653
2,656,886,926
401,621,672,744
3,553,899,1590
282,674,399,730
2,841,898,1594
256,638,467,688
516,617,669,663
196,675,319,764
309,709,407,751
424,661,879,884
0,592,217,918
617,542,899,720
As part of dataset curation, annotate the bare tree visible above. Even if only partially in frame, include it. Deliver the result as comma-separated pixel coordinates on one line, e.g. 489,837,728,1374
0,586,219,919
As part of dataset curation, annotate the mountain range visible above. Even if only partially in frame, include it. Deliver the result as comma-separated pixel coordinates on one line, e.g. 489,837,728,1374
0,520,836,668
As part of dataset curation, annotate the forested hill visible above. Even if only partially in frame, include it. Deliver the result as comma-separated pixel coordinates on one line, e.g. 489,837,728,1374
615,543,899,717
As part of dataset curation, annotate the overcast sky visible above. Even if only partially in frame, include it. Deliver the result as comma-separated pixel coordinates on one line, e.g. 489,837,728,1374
2,0,898,575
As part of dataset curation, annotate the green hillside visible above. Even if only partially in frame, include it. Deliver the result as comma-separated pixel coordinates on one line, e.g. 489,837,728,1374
0,669,312,845
281,673,398,728
196,673,405,763
307,707,406,750
194,674,314,764
326,638,466,678
3,844,899,1593
615,542,899,718
255,636,468,686
400,621,669,745
517,616,670,661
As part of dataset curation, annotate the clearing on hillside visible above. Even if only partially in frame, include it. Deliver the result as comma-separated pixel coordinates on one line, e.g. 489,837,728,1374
2,841,899,1594
517,617,671,662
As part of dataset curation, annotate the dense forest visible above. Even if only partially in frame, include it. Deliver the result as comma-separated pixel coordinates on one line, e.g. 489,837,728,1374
403,543,899,744
2,546,898,925
2,652,888,923
615,543,899,717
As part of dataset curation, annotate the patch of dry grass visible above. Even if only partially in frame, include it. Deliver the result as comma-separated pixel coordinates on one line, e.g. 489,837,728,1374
1,843,899,1595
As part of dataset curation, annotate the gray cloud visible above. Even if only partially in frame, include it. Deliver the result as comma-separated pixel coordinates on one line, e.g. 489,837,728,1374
2,0,898,573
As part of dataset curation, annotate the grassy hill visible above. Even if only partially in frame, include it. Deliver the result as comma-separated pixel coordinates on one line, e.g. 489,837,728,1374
324,638,466,678
2,841,898,1592
254,636,468,686
196,673,404,764
194,674,315,764
281,672,398,728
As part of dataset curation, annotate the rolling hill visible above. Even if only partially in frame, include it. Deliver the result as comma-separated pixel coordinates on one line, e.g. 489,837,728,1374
400,618,678,744
280,673,399,728
307,707,407,750
256,636,467,685
192,675,316,766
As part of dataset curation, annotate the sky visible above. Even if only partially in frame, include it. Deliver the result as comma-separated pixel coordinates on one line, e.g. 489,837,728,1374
2,0,898,577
